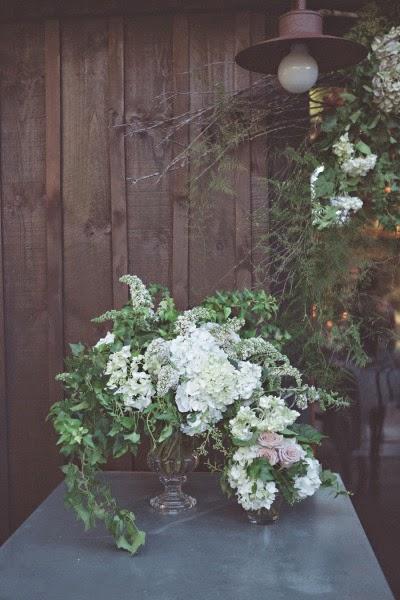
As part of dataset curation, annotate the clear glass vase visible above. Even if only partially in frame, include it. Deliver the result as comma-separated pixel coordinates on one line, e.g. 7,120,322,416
246,495,282,524
147,432,198,514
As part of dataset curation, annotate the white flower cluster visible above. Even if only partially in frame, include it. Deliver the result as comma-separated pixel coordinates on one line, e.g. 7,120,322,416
333,134,377,178
229,397,299,443
293,457,321,499
228,462,278,511
104,320,264,436
371,27,400,115
105,347,154,410
330,195,364,224
341,154,377,178
162,325,262,435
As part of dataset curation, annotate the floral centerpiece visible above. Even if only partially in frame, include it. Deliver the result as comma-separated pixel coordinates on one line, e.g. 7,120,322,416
51,275,346,554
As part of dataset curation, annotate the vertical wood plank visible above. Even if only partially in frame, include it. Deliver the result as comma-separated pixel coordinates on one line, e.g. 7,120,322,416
171,14,190,310
45,19,64,414
108,17,128,309
234,12,252,290
189,14,237,305
107,17,132,471
62,18,113,347
124,16,173,288
0,22,59,531
0,79,9,540
250,13,268,288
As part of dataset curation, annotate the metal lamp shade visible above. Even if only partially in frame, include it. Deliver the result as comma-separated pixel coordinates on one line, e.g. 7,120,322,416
235,8,368,75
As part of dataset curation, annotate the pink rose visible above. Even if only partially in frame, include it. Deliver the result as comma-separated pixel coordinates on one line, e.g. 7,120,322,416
277,440,304,468
258,432,284,448
258,446,278,465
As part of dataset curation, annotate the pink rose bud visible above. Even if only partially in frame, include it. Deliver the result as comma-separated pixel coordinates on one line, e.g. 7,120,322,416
258,446,278,465
258,432,284,448
277,440,304,468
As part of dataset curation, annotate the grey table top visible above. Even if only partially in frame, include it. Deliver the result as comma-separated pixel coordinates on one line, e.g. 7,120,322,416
0,472,394,600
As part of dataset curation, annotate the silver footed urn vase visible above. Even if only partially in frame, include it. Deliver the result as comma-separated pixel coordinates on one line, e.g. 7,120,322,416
147,432,198,514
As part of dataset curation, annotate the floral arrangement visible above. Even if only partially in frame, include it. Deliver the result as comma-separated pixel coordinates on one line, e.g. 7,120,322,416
50,275,345,554
225,399,335,513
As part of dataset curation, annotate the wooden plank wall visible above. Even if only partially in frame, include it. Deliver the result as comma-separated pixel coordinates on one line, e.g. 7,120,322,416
0,10,268,541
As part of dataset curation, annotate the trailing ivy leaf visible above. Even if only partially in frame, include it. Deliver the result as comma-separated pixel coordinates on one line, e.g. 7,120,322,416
158,423,173,443
123,431,140,444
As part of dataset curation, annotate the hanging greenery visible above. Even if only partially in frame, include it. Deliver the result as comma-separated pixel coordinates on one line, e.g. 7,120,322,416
123,1,400,392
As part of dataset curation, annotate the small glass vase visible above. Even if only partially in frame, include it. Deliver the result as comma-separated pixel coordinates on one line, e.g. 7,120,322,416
246,495,282,525
147,432,198,514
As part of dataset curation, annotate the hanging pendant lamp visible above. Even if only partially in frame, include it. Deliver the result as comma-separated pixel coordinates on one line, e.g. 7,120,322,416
235,0,368,93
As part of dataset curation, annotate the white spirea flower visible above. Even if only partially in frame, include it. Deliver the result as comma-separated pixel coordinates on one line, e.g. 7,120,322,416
119,274,154,313
174,307,214,335
294,457,321,499
95,331,115,348
333,133,354,163
143,338,170,375
310,164,325,200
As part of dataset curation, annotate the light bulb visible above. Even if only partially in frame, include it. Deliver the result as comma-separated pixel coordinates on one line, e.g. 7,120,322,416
277,43,318,94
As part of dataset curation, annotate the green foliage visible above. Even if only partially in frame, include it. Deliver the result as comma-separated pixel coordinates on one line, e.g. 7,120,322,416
201,288,290,348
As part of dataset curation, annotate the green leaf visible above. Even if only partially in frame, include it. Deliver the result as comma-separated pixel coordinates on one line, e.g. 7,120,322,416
70,400,89,412
123,431,140,444
115,528,146,554
287,424,325,445
354,141,371,155
69,342,85,356
158,424,173,443
248,458,275,482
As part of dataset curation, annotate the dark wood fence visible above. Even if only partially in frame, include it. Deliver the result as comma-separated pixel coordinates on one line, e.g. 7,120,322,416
0,3,275,541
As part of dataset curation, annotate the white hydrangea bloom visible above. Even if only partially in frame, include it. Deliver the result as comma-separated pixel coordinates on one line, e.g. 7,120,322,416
371,26,400,115
258,395,299,432
330,195,363,224
228,461,278,511
341,154,377,177
229,406,259,442
232,445,261,467
236,361,262,401
95,331,115,348
105,345,131,389
294,457,321,499
105,349,154,410
118,369,154,411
